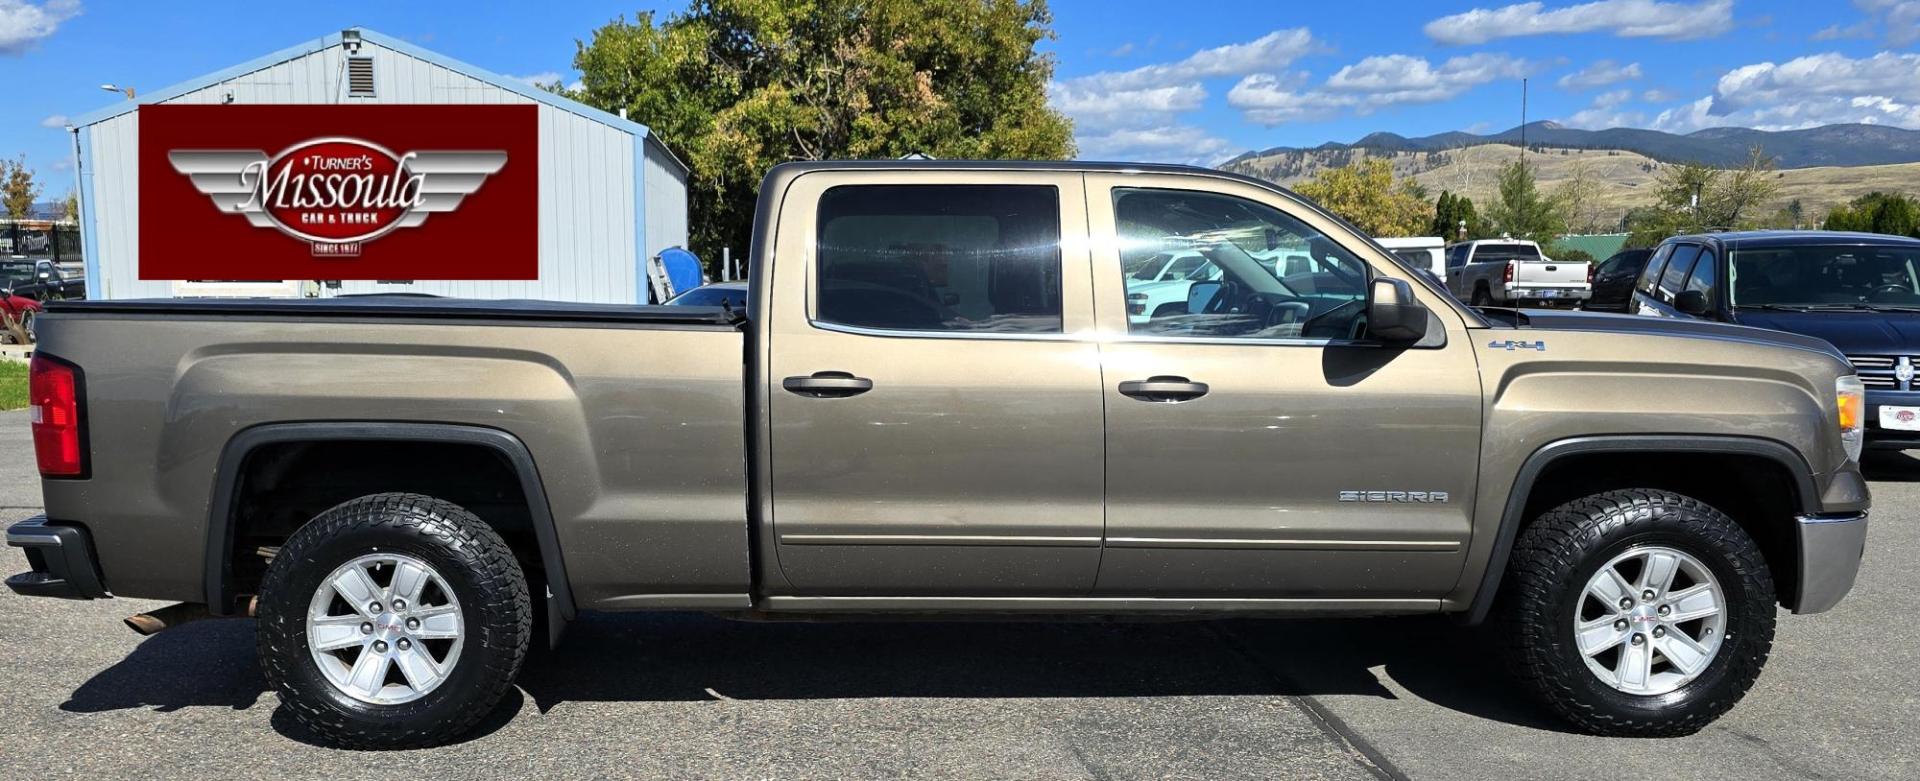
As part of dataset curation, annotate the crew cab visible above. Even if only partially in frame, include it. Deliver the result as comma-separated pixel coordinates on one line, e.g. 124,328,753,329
9,162,1870,749
1629,230,1920,448
1445,238,1591,307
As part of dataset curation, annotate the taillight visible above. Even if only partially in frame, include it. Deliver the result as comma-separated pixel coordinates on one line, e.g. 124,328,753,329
1503,262,1514,284
29,354,85,478
1587,265,1596,284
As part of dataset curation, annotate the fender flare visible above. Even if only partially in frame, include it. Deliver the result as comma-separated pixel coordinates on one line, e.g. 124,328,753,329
204,422,578,629
1463,434,1818,625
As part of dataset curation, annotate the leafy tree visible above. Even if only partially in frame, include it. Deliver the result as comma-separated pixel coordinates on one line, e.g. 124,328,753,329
1485,160,1564,241
1824,192,1920,237
1,155,39,220
569,0,1075,263
1292,157,1432,238
1550,159,1602,234
61,190,78,221
1714,146,1782,228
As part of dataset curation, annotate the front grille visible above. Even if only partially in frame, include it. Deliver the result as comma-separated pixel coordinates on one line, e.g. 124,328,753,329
1848,354,1915,391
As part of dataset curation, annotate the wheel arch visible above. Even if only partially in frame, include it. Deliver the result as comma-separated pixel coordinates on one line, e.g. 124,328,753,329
205,422,577,623
1464,435,1818,624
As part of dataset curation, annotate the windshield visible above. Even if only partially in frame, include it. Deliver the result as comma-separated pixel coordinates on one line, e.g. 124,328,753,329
0,263,35,288
1732,245,1920,309
665,285,746,308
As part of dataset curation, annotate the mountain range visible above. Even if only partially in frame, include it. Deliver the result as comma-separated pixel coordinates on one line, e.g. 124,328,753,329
1222,122,1920,169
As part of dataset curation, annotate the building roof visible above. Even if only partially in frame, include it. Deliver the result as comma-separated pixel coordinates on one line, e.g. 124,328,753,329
69,27,664,150
1554,233,1630,260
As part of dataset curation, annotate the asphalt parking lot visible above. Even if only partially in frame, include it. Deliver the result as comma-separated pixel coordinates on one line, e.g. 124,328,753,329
0,405,1914,780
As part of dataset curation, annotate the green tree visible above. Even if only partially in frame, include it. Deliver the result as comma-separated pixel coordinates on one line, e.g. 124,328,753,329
1486,160,1564,241
61,190,79,221
1431,190,1484,241
570,0,1075,262
1824,192,1920,237
1,155,39,220
1712,146,1782,228
1292,157,1432,238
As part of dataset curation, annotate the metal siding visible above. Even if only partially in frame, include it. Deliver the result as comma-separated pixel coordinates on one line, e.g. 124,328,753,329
82,38,663,304
644,138,691,273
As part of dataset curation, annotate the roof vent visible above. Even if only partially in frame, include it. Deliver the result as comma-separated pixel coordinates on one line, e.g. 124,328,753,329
346,56,375,98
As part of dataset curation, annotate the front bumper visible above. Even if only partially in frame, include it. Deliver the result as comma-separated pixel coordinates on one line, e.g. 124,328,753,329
1793,511,1868,614
5,515,109,600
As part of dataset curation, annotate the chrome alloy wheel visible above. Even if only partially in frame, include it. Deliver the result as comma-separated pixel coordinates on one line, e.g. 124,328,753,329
1574,545,1727,696
306,552,465,705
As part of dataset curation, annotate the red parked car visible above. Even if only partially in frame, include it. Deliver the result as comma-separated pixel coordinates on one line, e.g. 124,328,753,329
0,286,44,343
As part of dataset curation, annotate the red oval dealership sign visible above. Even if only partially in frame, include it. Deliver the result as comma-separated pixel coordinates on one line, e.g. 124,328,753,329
139,104,537,280
256,138,418,243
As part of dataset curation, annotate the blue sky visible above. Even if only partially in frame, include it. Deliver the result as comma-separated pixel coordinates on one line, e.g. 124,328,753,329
4,0,1919,197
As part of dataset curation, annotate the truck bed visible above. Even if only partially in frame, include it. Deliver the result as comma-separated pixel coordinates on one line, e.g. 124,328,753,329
34,296,752,612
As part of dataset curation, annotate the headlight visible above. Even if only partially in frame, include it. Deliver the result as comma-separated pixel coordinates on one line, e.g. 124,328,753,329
1837,375,1865,464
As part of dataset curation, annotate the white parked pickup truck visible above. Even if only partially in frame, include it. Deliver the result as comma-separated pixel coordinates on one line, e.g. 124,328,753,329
1444,239,1590,307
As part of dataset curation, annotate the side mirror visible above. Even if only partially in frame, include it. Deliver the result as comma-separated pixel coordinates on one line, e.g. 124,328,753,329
1368,277,1429,343
1674,289,1709,316
1186,280,1222,313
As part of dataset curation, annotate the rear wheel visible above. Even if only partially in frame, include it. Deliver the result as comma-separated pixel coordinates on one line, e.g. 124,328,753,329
1497,489,1775,736
257,493,530,749
20,310,34,342
1470,286,1492,306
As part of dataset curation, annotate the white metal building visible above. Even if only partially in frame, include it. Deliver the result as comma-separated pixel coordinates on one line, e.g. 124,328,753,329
67,27,689,303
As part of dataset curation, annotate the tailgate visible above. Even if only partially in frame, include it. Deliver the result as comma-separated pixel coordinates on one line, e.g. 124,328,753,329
1509,260,1590,287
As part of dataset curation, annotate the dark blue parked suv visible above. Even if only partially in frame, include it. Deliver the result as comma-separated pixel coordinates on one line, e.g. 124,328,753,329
1630,230,1920,449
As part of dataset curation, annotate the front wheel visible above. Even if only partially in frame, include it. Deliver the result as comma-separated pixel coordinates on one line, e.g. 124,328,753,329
256,493,531,749
1497,489,1776,737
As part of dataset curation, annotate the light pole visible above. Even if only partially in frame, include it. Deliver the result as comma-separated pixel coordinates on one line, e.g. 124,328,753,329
99,84,135,99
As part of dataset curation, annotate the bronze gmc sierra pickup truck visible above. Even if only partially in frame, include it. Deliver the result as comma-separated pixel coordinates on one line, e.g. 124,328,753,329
9,161,1871,748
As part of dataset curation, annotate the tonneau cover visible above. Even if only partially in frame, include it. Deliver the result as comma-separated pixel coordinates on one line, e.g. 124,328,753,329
48,296,746,327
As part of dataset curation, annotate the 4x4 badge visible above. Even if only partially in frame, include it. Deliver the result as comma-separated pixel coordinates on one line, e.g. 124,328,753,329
1487,339,1547,351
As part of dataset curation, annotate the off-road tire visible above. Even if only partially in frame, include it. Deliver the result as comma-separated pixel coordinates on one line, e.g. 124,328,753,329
256,493,531,749
1497,488,1775,737
1471,286,1492,306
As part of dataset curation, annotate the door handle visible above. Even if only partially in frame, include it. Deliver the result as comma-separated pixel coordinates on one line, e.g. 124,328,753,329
1118,376,1209,403
783,371,874,398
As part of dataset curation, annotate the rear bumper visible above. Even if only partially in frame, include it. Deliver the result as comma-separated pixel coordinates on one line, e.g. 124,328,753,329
5,515,109,600
1793,511,1868,615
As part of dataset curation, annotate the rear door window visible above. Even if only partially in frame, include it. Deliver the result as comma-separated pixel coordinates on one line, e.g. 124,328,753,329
814,184,1063,334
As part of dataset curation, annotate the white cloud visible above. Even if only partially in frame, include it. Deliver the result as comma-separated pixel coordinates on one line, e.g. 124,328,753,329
1563,89,1645,128
1049,28,1323,161
1649,51,1920,132
0,0,79,55
1047,82,1205,131
1641,88,1680,103
1557,59,1642,90
1107,42,1134,57
1061,28,1323,94
1075,124,1240,166
1228,53,1531,125
1424,0,1732,45
39,113,67,128
1854,0,1920,46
